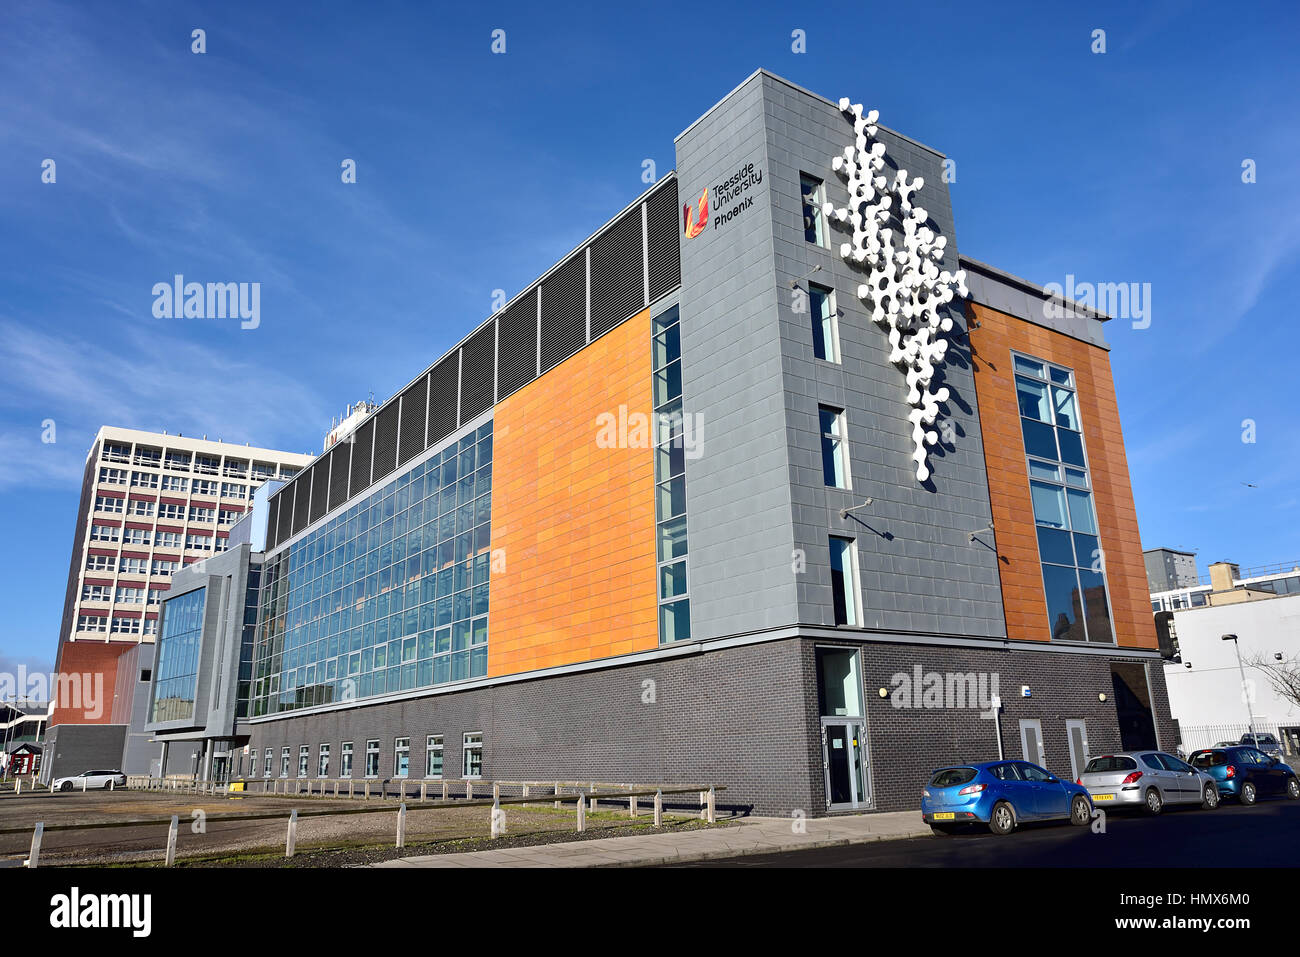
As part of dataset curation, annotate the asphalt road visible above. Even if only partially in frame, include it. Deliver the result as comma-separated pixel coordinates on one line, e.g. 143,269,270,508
674,796,1300,867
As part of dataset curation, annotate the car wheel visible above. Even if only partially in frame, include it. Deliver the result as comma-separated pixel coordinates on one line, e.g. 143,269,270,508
988,801,1016,835
1240,781,1258,806
1069,795,1091,826
59,781,72,792
1286,777,1300,801
1201,784,1220,810
1144,787,1163,815
103,780,113,790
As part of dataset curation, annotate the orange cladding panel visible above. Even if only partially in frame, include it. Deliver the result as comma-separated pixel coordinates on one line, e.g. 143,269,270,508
487,310,659,676
968,302,1156,651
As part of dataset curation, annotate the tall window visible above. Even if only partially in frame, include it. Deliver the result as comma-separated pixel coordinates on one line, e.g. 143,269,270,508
819,406,851,489
280,747,290,778
829,536,862,626
365,739,380,778
463,733,483,778
653,304,691,644
394,737,410,777
426,735,443,778
263,748,273,777
1014,354,1113,644
298,745,309,777
800,173,827,246
318,744,330,777
809,283,839,362
340,742,353,777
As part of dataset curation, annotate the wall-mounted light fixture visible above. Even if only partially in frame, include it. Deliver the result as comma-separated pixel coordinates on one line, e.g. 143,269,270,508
840,498,874,520
787,263,823,289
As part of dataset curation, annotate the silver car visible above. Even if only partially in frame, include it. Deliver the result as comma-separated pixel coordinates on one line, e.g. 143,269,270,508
52,769,126,792
1080,750,1219,814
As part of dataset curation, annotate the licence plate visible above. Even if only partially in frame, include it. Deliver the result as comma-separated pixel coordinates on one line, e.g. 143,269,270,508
1092,793,1115,801
932,812,956,820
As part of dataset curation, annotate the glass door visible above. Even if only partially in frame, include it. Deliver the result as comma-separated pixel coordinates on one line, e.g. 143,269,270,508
822,719,868,808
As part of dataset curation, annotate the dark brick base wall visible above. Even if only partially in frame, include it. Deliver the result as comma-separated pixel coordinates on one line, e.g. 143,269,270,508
839,641,1172,813
40,724,127,783
248,639,817,816
246,636,1172,816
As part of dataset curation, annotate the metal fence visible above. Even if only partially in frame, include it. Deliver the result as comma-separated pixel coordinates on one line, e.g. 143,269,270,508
1174,722,1300,757
3,779,727,868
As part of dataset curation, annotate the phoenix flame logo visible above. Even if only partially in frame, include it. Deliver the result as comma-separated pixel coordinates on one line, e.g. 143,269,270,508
683,187,708,239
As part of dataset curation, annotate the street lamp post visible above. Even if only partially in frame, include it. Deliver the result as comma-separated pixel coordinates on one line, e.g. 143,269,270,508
1221,634,1256,735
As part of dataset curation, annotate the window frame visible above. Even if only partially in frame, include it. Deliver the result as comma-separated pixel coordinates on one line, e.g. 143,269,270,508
829,535,863,627
425,734,444,778
462,732,483,779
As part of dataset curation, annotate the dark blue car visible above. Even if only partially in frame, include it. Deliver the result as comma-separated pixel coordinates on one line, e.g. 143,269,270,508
1189,746,1300,805
922,759,1093,835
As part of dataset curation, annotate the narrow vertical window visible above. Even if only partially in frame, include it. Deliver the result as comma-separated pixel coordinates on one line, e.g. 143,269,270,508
340,742,353,777
426,735,443,778
809,283,839,362
463,732,483,778
819,406,851,489
829,536,862,626
801,173,827,246
394,737,410,777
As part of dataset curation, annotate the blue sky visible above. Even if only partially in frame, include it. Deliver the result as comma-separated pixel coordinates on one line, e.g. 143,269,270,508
3,0,1298,672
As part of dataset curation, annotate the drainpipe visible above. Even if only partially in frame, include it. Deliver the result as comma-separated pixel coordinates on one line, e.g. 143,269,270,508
991,695,1004,761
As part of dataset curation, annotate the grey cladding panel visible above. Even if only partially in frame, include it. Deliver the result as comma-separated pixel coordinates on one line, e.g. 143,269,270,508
496,289,538,400
427,356,458,445
459,320,496,422
539,254,586,373
397,376,428,466
590,208,645,338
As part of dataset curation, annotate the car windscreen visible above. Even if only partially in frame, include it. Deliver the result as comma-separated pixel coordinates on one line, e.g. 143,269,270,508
1083,755,1136,773
1191,751,1227,768
929,768,977,788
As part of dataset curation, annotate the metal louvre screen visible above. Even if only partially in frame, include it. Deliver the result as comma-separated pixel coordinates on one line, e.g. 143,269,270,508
590,207,646,339
647,180,681,301
459,320,495,423
290,476,309,534
427,356,458,446
328,441,351,511
349,418,374,495
372,404,399,484
397,375,428,466
496,289,537,401
308,457,329,525
263,179,684,552
266,495,281,551
539,253,587,373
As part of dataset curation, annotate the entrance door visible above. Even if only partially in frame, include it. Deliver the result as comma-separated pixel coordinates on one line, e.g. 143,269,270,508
822,720,868,808
1066,719,1089,780
1019,719,1047,768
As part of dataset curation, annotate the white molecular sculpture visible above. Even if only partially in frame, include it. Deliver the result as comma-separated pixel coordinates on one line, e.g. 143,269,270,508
826,97,969,483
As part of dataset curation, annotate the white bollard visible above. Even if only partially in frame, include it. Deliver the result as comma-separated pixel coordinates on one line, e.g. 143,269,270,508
82,777,87,793
420,781,427,802
576,795,587,833
493,782,500,803
165,815,178,866
707,786,716,824
630,795,638,818
14,780,19,796
699,791,706,820
554,782,561,809
491,800,505,839
286,809,298,858
442,781,449,801
397,803,406,848
27,822,43,868
466,780,473,800
654,790,663,828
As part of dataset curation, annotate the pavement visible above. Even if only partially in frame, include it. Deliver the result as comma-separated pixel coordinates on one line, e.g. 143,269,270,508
368,809,929,867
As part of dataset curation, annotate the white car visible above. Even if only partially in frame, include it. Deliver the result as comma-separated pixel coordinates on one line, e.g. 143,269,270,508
52,769,126,792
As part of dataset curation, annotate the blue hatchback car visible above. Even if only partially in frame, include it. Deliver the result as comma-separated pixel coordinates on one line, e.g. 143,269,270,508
922,760,1094,835
1189,746,1300,805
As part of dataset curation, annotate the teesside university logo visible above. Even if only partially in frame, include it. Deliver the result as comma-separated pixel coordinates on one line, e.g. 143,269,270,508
683,160,763,238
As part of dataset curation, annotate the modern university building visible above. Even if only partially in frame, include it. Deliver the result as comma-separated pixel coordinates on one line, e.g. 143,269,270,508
145,70,1172,814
